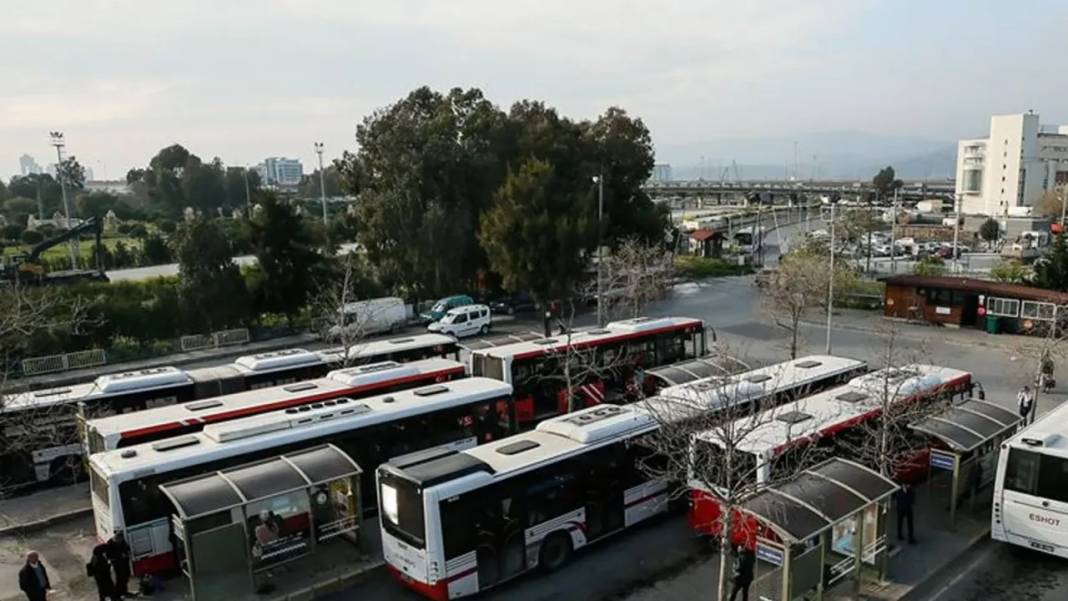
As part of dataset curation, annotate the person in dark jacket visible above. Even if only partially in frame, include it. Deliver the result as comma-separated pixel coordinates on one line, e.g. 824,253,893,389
87,544,116,601
106,532,132,599
729,545,755,601
18,551,50,601
895,483,917,544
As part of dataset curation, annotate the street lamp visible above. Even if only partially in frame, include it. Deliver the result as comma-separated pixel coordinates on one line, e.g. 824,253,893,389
592,173,605,327
49,131,77,270
825,199,837,354
314,142,328,225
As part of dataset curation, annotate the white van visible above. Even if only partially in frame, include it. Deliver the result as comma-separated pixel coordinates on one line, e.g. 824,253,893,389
328,296,408,339
427,304,491,338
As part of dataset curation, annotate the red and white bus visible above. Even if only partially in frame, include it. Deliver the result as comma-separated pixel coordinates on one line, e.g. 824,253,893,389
378,403,663,600
375,354,867,600
469,316,708,423
2,335,460,492
82,357,466,453
88,377,512,576
686,365,973,541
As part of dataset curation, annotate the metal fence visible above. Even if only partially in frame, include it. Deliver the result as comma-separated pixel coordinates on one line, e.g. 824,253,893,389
179,328,251,352
21,349,107,376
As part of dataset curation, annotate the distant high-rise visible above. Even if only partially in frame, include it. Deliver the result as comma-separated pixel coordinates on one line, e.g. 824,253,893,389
18,154,42,175
256,157,303,186
651,164,673,182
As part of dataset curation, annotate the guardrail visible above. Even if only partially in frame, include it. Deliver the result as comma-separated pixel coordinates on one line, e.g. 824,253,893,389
21,349,107,376
179,328,251,352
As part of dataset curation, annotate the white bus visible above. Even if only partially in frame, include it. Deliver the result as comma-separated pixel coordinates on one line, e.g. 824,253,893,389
378,404,663,600
2,334,460,492
88,377,513,576
992,399,1068,557
82,358,466,453
375,355,865,600
687,365,972,541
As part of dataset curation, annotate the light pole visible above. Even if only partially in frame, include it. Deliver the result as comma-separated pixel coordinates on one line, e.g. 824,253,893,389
593,173,605,327
243,166,252,219
825,200,836,354
314,142,328,225
49,131,77,270
890,188,899,274
951,193,962,273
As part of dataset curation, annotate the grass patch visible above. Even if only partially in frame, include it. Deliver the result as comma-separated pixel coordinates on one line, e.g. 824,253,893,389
4,236,142,260
675,255,754,279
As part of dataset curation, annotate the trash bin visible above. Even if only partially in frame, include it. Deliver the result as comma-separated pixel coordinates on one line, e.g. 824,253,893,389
986,315,999,334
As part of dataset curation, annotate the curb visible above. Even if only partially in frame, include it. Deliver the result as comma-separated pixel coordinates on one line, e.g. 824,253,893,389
0,506,93,538
895,527,991,601
796,317,1020,353
266,559,385,601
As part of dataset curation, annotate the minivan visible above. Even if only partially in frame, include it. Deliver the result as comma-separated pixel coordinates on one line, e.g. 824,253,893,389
421,295,474,323
328,296,408,339
427,304,491,338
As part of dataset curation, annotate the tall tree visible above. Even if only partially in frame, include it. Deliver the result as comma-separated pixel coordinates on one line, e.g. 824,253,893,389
871,165,903,199
225,167,261,211
58,156,87,190
979,218,1001,247
0,177,6,201
300,165,341,199
7,174,62,216
1035,233,1068,291
173,217,249,332
247,195,324,324
480,159,591,303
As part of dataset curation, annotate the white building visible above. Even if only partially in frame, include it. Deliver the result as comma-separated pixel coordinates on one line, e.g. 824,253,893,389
956,112,1068,216
18,154,42,175
651,163,673,182
255,157,303,186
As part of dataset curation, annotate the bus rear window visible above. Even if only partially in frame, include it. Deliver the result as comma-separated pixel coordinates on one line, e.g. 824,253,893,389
1005,449,1068,503
379,472,425,549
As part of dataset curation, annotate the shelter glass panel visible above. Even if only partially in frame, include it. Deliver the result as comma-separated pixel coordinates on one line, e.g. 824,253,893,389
246,490,312,571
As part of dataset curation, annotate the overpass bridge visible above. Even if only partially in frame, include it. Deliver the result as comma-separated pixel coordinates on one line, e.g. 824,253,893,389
644,179,955,204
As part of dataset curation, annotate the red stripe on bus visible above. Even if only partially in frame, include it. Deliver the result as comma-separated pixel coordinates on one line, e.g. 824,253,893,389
118,366,466,442
512,322,702,361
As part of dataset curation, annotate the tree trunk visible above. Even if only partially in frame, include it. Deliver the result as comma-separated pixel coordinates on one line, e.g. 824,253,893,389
718,511,733,601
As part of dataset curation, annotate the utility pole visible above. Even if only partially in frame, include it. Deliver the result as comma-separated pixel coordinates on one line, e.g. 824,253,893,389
593,173,605,327
826,200,836,354
866,190,876,275
952,193,962,274
890,188,899,275
243,166,252,219
314,142,328,225
49,131,77,270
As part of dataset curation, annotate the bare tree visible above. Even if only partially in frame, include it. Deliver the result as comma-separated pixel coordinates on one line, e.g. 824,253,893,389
763,250,856,359
597,238,675,321
635,350,833,601
311,251,378,368
0,283,93,491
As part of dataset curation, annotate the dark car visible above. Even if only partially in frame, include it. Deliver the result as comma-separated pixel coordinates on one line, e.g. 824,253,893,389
488,292,537,315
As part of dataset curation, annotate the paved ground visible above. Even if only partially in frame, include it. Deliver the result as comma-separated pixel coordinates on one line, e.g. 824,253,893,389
105,243,360,282
914,540,1068,601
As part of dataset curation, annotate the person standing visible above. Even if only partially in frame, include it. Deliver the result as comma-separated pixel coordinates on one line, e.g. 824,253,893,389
18,552,50,601
728,545,755,601
895,483,917,544
1017,385,1036,425
106,532,132,599
87,544,116,601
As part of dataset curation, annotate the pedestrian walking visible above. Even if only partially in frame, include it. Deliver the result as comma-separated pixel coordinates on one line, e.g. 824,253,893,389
895,483,917,544
87,544,116,601
1017,385,1036,425
106,532,132,599
728,545,755,601
18,552,50,601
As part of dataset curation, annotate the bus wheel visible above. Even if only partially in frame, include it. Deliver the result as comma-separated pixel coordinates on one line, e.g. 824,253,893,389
538,532,572,573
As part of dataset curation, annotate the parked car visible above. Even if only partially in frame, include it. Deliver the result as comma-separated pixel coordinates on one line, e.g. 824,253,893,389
328,296,407,339
427,304,492,338
421,294,474,323
488,292,537,315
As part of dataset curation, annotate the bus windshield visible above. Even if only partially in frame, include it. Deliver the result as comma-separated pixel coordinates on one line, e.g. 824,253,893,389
1004,448,1068,503
379,471,426,549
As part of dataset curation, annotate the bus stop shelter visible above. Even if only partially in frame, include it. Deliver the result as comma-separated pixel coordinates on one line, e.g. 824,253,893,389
909,398,1021,528
159,444,362,601
740,458,898,601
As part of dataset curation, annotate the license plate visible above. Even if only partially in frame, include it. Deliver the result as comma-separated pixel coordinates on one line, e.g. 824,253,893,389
1030,541,1055,553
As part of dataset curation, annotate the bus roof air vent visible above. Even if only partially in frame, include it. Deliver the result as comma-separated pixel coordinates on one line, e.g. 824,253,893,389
96,366,192,394
234,348,322,372
388,338,415,344
776,411,813,425
203,401,371,443
185,400,224,412
836,391,868,404
496,440,540,455
328,362,418,387
413,385,448,397
745,374,772,384
537,404,654,444
795,360,822,369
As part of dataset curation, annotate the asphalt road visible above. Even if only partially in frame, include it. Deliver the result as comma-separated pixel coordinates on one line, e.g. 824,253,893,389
915,539,1068,601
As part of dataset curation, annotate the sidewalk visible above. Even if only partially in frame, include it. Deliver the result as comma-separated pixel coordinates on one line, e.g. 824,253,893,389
13,332,320,391
801,307,1036,354
0,483,91,536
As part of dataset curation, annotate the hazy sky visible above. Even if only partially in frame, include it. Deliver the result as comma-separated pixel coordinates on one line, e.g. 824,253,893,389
3,0,1068,179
